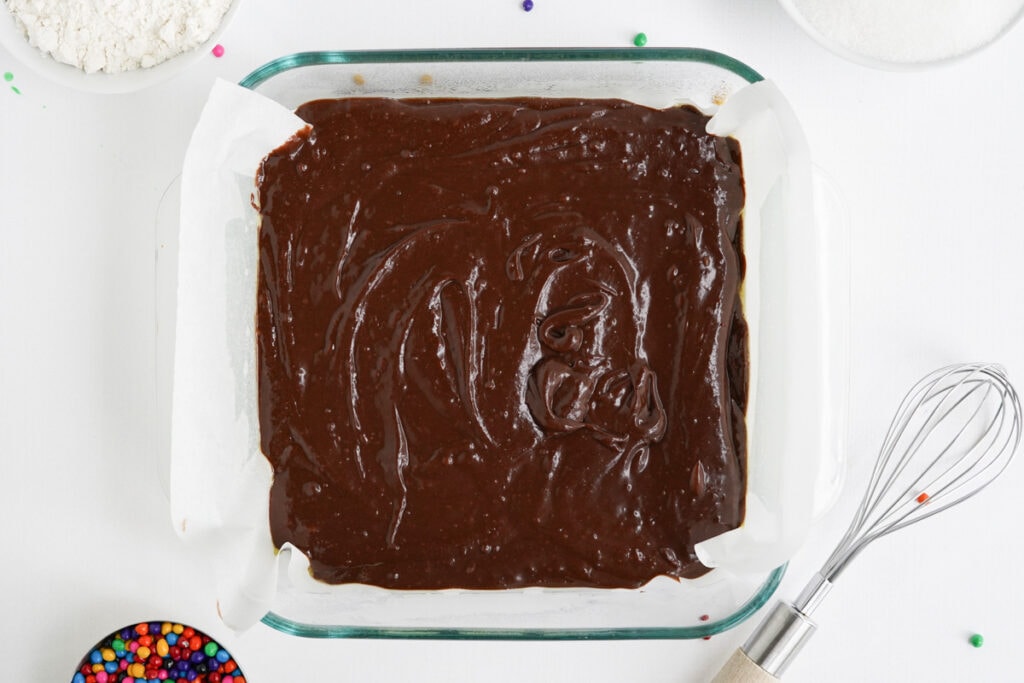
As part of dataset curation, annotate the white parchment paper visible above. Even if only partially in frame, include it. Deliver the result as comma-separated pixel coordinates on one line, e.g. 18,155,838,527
169,77,836,631
170,79,307,630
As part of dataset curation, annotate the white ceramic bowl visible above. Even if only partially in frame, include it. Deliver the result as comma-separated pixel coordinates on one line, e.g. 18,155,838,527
0,0,242,93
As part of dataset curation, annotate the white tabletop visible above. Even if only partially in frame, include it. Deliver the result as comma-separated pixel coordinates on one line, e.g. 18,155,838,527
2,1,1023,681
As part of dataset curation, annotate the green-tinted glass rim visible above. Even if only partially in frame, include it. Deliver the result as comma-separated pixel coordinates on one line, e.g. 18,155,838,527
239,47,764,90
260,564,784,640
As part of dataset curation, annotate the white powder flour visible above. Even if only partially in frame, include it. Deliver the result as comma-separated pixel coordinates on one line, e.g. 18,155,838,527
5,0,232,73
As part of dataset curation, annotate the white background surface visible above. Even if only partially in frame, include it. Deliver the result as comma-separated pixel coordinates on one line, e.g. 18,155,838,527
2,1,1023,681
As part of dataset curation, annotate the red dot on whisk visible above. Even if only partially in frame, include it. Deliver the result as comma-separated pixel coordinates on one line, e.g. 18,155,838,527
916,492,929,504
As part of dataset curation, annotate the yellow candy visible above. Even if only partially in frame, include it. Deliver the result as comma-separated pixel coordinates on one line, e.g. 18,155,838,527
162,622,173,635
101,648,116,662
136,645,151,659
156,639,170,657
172,623,184,634
129,663,145,678
92,663,104,673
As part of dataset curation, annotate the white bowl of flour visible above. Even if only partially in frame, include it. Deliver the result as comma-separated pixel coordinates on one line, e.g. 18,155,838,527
778,0,1024,69
0,0,242,93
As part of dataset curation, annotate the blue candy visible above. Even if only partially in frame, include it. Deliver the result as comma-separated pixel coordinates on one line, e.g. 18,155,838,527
216,648,231,663
73,673,86,683
166,632,178,646
89,650,103,664
104,660,118,673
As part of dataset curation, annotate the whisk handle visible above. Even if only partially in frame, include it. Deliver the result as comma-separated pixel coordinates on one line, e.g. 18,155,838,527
709,602,817,682
710,649,779,683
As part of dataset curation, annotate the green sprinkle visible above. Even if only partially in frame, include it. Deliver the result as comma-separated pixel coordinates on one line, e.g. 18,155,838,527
633,32,648,47
11,86,21,95
969,633,984,648
3,72,13,82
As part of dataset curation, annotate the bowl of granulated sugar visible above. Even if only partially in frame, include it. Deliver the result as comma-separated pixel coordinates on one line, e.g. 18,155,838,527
778,0,1024,69
0,0,242,93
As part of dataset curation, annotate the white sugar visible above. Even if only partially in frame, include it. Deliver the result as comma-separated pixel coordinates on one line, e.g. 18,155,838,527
790,0,1024,64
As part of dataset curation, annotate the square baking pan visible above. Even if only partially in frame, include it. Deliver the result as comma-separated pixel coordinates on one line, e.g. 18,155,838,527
164,47,846,639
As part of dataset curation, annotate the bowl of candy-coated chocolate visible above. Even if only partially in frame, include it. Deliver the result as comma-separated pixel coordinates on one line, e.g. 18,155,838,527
72,620,246,683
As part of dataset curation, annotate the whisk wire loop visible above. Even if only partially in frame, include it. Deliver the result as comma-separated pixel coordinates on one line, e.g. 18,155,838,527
818,363,1020,584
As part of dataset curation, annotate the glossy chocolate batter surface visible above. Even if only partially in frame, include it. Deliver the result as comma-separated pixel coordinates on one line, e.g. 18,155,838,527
256,97,747,589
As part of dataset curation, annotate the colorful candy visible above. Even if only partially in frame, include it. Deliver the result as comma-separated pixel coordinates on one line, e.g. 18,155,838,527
521,0,534,10
969,633,984,648
633,32,648,47
211,44,225,58
73,622,245,683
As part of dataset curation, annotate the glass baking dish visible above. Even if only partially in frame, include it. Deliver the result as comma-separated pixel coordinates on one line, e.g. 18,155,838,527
165,47,846,640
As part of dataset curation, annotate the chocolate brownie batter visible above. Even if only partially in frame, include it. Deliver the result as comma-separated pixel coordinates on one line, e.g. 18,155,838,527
256,97,748,589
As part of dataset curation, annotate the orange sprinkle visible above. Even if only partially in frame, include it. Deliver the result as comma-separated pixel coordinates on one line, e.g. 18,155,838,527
916,492,929,504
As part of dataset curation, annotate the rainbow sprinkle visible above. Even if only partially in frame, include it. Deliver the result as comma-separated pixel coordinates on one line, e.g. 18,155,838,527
4,71,20,95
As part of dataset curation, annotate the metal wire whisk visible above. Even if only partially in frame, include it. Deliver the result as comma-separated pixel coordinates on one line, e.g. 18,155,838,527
713,363,1022,682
